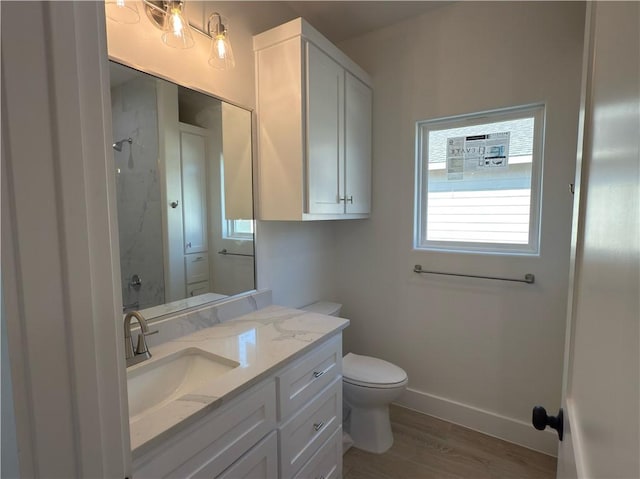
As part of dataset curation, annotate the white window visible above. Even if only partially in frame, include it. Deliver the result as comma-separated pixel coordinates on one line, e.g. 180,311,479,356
415,104,544,254
224,219,254,240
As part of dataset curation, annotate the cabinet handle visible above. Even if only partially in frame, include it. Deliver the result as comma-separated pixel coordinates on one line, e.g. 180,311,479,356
186,242,192,249
313,421,324,432
193,256,204,262
347,195,353,204
313,370,325,379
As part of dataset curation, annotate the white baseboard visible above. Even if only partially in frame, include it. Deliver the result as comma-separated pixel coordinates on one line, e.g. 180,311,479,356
395,388,558,457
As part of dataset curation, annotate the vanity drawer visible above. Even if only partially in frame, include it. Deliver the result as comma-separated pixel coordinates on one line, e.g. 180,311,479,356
186,281,209,297
133,380,276,479
279,377,342,479
293,426,342,479
277,335,341,420
216,430,278,479
185,253,209,284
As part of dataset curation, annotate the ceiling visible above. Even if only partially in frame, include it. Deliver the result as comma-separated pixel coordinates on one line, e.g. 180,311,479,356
284,1,449,43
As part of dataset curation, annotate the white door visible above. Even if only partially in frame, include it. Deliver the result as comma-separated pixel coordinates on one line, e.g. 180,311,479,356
344,71,372,215
306,42,345,215
556,3,639,478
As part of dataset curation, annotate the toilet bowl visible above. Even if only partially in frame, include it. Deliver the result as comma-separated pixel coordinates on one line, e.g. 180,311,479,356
301,301,408,454
342,353,408,453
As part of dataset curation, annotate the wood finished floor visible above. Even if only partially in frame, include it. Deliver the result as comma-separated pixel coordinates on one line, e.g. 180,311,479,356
343,405,556,479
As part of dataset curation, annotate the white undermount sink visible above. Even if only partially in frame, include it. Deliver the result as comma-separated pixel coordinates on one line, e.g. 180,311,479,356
127,347,240,420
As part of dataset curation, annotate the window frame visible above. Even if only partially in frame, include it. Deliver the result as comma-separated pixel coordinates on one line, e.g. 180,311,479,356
414,104,545,255
223,219,254,241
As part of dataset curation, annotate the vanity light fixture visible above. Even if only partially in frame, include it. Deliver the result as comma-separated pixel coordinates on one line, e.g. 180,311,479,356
141,1,236,69
105,0,140,24
207,13,235,70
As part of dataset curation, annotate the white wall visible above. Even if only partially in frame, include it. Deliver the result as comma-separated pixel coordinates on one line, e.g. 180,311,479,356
106,2,338,309
2,3,130,476
335,2,585,454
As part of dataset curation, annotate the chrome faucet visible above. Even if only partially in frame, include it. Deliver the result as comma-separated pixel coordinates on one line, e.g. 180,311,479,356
124,311,158,367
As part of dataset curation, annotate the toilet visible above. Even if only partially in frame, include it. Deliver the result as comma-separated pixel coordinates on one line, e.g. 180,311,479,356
301,301,408,454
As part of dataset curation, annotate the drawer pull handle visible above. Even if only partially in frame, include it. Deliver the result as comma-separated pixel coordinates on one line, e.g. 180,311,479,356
313,421,324,432
313,370,325,379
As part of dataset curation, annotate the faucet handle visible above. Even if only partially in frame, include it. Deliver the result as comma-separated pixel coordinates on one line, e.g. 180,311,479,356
135,330,158,355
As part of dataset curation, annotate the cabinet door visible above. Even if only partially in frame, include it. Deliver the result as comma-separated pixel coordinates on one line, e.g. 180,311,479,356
345,72,372,215
216,431,278,479
186,280,209,298
181,131,208,253
293,427,342,479
279,378,342,479
306,42,345,215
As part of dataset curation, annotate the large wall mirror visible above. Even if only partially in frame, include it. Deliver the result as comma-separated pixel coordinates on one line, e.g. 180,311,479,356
109,61,255,319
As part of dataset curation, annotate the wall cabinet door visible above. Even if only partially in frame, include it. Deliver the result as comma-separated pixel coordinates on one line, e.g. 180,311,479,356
181,131,208,254
254,18,373,221
306,43,345,215
345,72,372,215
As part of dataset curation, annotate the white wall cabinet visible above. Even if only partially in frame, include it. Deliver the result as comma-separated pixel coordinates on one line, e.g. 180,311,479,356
255,18,372,221
180,127,208,254
132,334,343,479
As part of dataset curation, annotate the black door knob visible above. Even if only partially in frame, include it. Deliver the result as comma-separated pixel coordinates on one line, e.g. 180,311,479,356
532,406,563,441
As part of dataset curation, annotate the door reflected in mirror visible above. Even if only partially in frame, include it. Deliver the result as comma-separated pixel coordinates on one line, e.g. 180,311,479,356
109,61,255,319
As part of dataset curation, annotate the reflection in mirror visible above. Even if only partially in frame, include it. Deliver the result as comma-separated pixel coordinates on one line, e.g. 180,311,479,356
109,61,255,319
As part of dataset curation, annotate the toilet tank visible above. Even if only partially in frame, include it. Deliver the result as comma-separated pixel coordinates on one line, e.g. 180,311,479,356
301,301,342,317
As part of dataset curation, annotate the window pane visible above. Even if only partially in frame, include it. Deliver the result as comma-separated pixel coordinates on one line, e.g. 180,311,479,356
416,106,543,254
233,219,254,235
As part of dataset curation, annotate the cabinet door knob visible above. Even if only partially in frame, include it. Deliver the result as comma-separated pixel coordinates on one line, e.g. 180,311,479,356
313,370,325,379
170,200,179,208
313,421,324,432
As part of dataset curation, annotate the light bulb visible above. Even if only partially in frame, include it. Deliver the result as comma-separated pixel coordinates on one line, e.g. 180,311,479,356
207,13,235,70
105,0,139,24
169,8,183,36
215,35,227,58
161,2,194,49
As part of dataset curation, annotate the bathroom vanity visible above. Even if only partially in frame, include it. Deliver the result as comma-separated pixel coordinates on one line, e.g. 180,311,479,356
129,304,348,479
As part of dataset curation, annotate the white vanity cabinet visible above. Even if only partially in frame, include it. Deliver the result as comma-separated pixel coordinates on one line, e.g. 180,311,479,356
132,334,343,479
133,380,277,478
277,335,343,478
254,18,372,221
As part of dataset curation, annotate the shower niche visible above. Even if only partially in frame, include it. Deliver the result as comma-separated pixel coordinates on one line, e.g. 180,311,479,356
109,61,255,318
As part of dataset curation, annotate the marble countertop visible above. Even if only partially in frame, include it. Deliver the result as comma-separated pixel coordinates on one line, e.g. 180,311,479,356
128,305,349,458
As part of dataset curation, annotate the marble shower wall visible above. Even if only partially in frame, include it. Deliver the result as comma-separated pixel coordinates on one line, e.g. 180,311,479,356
111,77,165,311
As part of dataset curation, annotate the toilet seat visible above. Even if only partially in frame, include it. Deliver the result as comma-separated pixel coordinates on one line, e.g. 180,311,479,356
343,353,407,389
